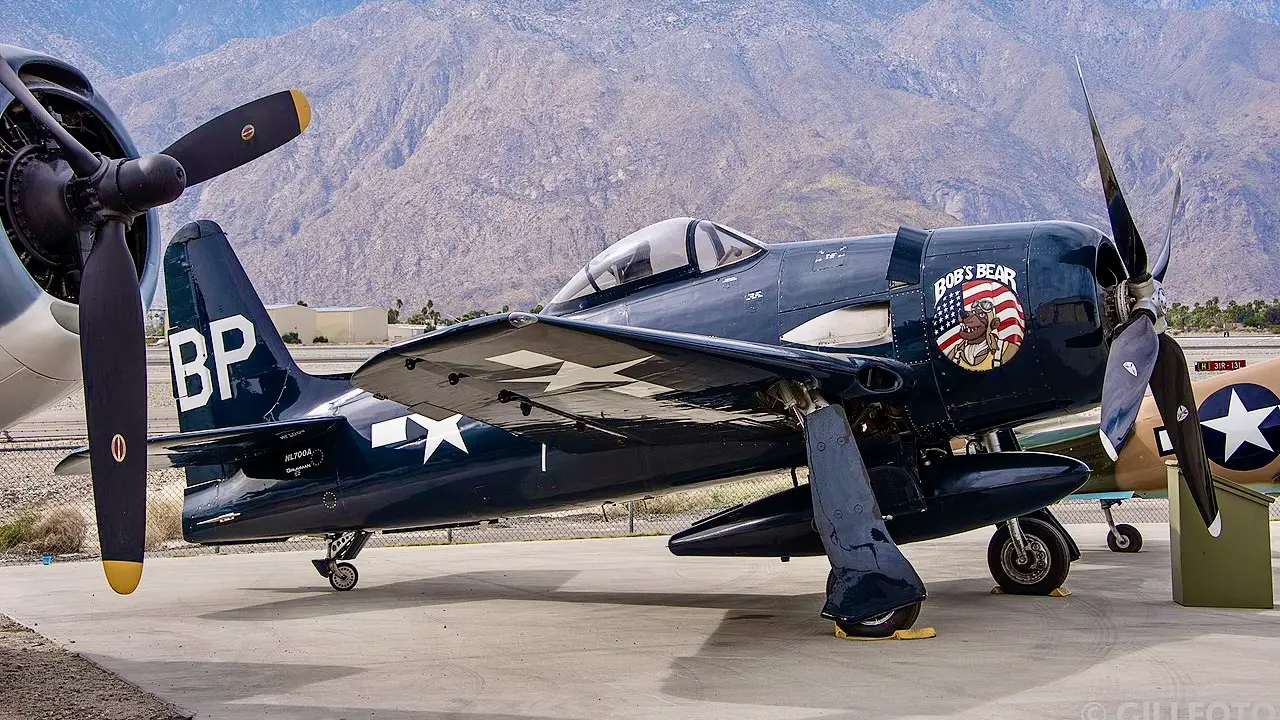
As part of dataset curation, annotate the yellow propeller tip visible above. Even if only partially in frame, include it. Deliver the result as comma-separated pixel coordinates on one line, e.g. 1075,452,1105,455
102,560,143,594
289,89,311,133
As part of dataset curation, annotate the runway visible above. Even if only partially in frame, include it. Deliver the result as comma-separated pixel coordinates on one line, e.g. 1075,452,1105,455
0,526,1275,719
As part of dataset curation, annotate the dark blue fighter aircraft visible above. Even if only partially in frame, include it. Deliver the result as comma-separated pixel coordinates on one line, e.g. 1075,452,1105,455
56,64,1221,638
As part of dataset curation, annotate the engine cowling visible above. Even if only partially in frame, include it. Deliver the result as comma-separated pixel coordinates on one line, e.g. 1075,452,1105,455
0,46,160,427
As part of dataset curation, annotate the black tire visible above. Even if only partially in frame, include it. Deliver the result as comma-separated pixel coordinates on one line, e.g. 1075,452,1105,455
328,562,359,591
827,569,922,638
1106,524,1143,553
987,517,1071,596
834,602,922,639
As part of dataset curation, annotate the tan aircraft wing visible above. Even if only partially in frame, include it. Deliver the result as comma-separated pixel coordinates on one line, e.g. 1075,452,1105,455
1016,356,1280,494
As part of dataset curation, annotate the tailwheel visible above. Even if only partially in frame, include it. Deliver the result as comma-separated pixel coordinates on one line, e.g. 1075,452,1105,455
314,531,371,590
328,561,359,591
1106,523,1143,553
987,517,1071,596
834,602,923,639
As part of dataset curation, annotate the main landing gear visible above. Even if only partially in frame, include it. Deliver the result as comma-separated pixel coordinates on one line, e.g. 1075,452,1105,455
773,380,926,639
987,516,1071,595
312,530,372,591
1101,498,1142,553
973,430,1077,595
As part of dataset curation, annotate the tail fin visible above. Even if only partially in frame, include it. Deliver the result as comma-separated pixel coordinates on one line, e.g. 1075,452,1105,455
165,220,335,432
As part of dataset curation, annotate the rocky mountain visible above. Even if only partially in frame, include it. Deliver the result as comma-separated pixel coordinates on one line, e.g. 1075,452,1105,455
1134,0,1280,23
15,0,1280,312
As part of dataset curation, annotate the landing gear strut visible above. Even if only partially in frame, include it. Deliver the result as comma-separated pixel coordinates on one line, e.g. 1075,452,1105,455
312,530,372,591
773,380,926,638
1101,499,1142,553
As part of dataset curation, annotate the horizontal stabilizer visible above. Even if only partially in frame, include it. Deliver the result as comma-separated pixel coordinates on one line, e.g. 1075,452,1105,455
55,416,342,475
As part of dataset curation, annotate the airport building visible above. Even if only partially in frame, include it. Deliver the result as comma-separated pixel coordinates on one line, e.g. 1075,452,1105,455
264,303,318,343
314,306,388,344
388,323,430,342
263,304,388,344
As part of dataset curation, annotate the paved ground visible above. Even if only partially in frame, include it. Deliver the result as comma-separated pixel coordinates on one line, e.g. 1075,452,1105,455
0,524,1276,720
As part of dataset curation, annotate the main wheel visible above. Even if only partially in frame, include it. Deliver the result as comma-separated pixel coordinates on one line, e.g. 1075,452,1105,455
1106,523,1143,553
834,603,922,639
827,569,922,638
328,561,359,591
987,517,1070,596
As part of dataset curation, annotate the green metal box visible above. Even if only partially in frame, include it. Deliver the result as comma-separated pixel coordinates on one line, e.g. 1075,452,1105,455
1168,462,1274,609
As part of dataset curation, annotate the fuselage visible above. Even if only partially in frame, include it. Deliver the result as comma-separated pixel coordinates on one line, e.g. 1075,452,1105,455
184,384,803,542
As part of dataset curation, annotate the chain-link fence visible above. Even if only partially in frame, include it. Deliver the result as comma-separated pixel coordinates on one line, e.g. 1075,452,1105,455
2,440,1274,566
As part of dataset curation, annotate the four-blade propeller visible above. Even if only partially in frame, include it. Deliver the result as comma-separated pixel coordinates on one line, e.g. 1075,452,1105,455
1078,60,1220,536
0,52,311,593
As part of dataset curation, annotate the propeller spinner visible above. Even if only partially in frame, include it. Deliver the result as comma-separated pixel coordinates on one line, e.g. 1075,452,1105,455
1077,59,1220,536
0,52,311,592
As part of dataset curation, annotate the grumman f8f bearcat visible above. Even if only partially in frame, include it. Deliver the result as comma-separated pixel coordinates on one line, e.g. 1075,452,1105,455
0,45,310,594
59,62,1222,638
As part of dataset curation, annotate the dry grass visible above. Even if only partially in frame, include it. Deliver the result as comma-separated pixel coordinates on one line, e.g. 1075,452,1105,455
145,489,185,551
15,506,87,555
0,511,40,550
640,473,800,515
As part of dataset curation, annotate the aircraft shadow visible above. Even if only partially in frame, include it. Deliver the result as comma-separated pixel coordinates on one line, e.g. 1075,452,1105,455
662,571,1280,717
195,560,1280,718
202,568,820,622
96,657,569,720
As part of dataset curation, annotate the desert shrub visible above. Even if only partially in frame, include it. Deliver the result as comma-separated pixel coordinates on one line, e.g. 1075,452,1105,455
21,506,86,555
312,335,329,343
0,511,39,550
281,331,301,344
145,491,185,551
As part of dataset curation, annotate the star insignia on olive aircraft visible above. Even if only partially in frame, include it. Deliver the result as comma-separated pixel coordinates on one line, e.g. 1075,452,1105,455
1199,384,1280,470
40,50,1226,640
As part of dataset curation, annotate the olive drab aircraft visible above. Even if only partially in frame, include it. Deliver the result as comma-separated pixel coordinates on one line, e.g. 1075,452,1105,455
0,45,311,593
54,57,1226,639
1020,357,1280,553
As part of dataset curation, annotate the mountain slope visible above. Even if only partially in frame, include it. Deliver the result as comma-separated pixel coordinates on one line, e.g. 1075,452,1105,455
94,0,1280,311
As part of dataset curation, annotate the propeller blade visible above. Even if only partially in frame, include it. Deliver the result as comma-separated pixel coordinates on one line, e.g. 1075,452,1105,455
0,51,100,176
78,219,148,594
1076,58,1147,278
1098,314,1159,461
1150,174,1182,283
161,90,311,187
1150,334,1220,535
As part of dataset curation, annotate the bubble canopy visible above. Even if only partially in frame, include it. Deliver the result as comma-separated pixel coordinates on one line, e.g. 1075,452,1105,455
548,218,763,309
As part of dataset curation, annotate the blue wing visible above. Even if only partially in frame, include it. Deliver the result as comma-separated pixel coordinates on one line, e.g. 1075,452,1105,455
352,313,911,453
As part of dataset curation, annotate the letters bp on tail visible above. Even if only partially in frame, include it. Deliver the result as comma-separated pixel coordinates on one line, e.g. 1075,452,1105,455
59,67,1215,640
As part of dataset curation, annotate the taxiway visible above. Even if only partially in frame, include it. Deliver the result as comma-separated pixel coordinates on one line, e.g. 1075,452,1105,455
0,525,1275,719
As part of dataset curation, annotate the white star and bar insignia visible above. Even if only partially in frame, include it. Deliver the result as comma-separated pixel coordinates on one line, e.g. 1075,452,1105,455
371,413,468,464
486,350,671,398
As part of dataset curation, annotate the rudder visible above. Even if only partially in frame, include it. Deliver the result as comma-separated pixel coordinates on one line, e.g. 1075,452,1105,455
165,220,319,432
